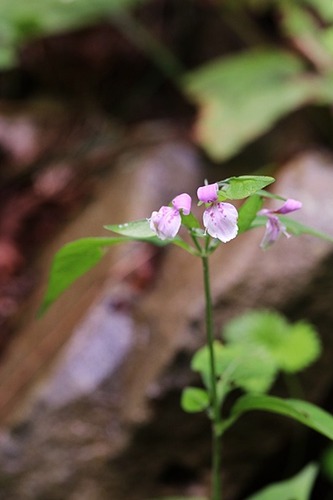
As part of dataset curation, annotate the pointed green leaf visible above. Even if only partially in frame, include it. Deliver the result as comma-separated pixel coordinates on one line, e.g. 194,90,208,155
39,237,126,315
247,463,318,500
219,176,275,200
251,215,333,243
181,387,210,413
231,394,333,440
279,216,333,243
238,194,263,233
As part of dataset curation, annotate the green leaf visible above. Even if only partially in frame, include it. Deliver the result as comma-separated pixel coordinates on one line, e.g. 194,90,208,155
183,49,332,161
181,212,201,230
181,387,210,413
279,216,333,243
238,195,263,233
105,219,157,239
247,463,318,500
218,176,275,200
231,394,333,441
224,310,321,374
39,237,126,315
192,341,277,395
321,444,333,482
251,215,333,243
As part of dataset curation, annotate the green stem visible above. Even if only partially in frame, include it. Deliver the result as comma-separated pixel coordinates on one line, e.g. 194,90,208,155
111,11,183,85
202,254,222,500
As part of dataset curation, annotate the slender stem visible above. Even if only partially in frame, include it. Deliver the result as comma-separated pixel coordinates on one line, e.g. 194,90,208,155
111,11,184,85
202,254,222,500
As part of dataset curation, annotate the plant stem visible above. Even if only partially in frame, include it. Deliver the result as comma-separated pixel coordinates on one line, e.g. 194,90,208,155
202,254,222,500
111,11,183,85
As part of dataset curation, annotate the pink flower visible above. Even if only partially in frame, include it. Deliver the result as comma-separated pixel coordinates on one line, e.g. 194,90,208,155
197,183,238,242
149,193,192,240
258,198,302,249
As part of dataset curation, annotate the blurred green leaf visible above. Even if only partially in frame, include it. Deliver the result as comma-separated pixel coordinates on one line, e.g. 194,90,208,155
301,0,333,22
181,387,210,413
39,236,126,315
224,310,321,374
251,215,333,243
238,195,263,233
231,394,333,440
321,444,333,482
218,175,275,200
192,341,277,395
0,0,147,68
247,463,318,500
0,0,144,35
183,49,333,161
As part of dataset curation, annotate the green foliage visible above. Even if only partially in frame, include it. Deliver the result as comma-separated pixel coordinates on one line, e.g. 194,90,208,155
238,195,263,233
181,387,210,413
105,219,158,239
0,0,146,68
224,310,322,374
246,463,318,500
230,394,333,441
183,49,333,161
251,215,333,243
320,444,333,482
185,311,321,416
192,341,276,399
218,176,275,200
39,237,127,315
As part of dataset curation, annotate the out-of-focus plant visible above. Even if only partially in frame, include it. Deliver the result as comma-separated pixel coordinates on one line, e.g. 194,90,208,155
40,175,333,499
1,0,333,163
183,0,333,160
0,0,147,68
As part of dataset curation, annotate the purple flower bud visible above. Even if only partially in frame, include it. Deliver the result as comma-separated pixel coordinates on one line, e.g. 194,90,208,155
172,193,192,215
149,193,192,240
197,183,218,203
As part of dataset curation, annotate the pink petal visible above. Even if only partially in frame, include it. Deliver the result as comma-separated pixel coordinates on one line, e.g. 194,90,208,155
275,198,302,214
258,198,302,217
149,206,181,240
172,193,192,215
203,202,238,242
260,216,289,250
197,183,218,203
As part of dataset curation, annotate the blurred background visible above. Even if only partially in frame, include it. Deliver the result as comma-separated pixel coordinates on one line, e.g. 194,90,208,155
1,0,333,499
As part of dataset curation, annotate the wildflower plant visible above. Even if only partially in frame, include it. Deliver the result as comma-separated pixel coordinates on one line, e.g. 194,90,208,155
40,175,333,500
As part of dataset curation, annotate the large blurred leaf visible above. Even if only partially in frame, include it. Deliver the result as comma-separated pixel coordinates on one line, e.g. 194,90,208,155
0,0,146,68
183,49,333,161
224,310,321,374
247,463,318,500
39,236,126,315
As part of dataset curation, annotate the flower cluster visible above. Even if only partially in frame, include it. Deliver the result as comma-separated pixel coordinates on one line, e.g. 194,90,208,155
149,182,238,243
148,181,302,249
